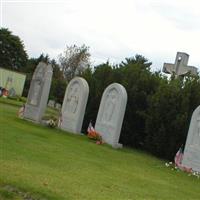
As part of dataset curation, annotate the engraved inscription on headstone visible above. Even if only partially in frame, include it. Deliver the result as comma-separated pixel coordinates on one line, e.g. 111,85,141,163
60,77,89,134
182,105,200,172
95,83,127,148
24,62,53,123
65,82,80,114
102,88,118,124
29,80,42,106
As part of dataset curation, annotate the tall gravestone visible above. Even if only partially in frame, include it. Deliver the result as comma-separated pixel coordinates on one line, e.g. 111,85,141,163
24,62,53,123
60,77,89,134
95,83,127,148
182,105,200,172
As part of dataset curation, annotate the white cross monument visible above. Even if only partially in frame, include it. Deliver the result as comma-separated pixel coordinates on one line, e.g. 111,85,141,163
163,52,198,78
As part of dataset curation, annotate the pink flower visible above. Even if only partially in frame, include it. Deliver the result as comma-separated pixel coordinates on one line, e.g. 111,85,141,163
96,141,101,145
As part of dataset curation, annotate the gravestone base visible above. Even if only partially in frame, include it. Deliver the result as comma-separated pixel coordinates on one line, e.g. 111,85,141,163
24,105,41,123
182,147,200,172
60,117,80,134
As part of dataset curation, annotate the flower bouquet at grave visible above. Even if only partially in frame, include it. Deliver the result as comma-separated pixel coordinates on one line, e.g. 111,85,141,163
87,122,103,144
42,115,58,128
47,119,57,128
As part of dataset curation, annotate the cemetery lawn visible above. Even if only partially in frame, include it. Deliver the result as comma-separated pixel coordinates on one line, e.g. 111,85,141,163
0,98,200,200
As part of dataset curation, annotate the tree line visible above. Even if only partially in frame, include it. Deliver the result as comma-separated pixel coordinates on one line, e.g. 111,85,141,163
1,28,200,161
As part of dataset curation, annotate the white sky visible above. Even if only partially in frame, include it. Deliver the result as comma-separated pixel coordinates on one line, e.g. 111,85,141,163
1,0,200,71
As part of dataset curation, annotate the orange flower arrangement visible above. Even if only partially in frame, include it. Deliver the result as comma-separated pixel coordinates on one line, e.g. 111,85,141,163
87,122,103,144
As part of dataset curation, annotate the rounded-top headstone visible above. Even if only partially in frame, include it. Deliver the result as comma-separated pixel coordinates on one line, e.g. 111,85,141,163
60,77,89,134
95,83,127,148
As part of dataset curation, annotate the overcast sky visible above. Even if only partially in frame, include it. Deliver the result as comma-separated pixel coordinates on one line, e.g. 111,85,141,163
1,0,200,71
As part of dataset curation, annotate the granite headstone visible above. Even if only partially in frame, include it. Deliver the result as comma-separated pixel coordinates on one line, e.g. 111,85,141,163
24,62,53,123
95,83,127,148
60,77,89,134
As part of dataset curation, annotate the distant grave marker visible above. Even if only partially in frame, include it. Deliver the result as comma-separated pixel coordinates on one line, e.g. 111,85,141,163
48,100,55,108
8,88,16,97
0,67,26,96
55,103,61,110
163,52,197,78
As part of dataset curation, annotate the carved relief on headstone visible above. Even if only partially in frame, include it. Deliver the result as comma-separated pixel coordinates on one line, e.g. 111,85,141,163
102,88,118,124
163,52,198,78
95,83,127,148
28,65,45,106
65,82,80,114
29,80,42,106
24,62,53,123
60,77,89,134
182,105,200,172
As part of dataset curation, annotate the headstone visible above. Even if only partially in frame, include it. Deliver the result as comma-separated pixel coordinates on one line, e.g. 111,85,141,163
48,100,55,108
55,103,61,110
9,88,16,97
95,83,127,148
0,67,26,96
182,105,200,172
24,62,53,123
60,77,89,134
163,52,198,78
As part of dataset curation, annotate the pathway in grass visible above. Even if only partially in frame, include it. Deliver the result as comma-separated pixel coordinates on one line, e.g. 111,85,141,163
0,98,200,200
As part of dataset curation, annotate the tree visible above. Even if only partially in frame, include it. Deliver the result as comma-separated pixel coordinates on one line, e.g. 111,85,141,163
120,54,152,71
144,76,200,160
0,28,28,71
59,44,90,81
49,59,66,103
81,54,200,161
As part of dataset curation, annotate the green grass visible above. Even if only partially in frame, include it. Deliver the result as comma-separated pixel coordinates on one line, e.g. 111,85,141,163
0,98,200,200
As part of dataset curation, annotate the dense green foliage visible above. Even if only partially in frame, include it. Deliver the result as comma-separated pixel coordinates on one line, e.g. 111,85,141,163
0,28,28,70
81,56,200,160
1,99,200,200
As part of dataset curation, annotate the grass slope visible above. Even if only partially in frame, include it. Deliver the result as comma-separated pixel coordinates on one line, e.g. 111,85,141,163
0,98,199,200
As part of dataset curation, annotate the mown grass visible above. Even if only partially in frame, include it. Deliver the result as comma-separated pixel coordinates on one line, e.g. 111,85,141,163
0,98,200,200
